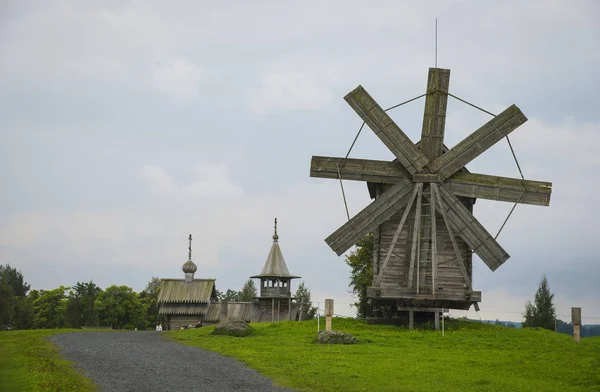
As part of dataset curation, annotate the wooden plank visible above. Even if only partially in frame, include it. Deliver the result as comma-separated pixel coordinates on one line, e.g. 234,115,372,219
375,185,419,286
432,184,472,289
310,155,410,183
434,183,509,271
427,105,528,180
310,156,551,206
431,185,438,294
367,286,481,302
325,179,416,255
420,68,450,160
344,85,429,175
407,184,423,289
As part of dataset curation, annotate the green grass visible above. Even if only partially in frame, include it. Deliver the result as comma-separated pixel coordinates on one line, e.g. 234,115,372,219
0,329,97,392
168,318,600,392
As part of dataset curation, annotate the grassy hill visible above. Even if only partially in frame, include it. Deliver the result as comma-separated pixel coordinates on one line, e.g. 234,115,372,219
168,318,600,392
0,329,96,392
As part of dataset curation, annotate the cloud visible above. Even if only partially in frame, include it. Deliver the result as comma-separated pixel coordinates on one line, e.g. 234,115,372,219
150,56,206,103
140,163,243,198
248,72,334,114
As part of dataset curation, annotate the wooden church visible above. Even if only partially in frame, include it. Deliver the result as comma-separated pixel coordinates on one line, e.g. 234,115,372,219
157,220,301,328
310,67,552,326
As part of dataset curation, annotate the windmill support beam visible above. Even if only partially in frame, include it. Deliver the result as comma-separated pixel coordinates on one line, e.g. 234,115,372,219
310,156,551,206
375,185,419,286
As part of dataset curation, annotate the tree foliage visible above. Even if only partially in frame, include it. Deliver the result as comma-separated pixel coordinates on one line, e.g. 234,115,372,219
295,281,317,320
96,285,144,329
523,275,556,331
345,234,374,318
0,264,33,329
65,281,101,328
239,279,257,301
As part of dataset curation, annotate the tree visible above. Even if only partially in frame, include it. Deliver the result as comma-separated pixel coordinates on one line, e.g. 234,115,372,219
0,264,30,296
96,285,144,329
218,289,241,302
31,287,68,329
239,279,257,301
140,277,162,328
0,264,33,329
65,281,102,328
345,234,374,318
295,281,317,320
522,275,556,331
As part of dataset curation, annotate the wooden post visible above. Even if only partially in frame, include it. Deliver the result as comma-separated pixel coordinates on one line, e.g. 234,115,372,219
409,310,414,330
271,298,275,323
434,311,440,331
299,299,304,321
572,307,581,342
220,300,228,320
325,299,334,331
288,296,292,321
277,300,280,322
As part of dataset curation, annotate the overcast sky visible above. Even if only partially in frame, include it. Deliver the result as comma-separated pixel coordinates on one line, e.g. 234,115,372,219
1,0,598,323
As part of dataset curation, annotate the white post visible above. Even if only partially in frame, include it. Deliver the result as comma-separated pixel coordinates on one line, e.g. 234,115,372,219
325,299,334,331
442,308,445,337
317,301,320,333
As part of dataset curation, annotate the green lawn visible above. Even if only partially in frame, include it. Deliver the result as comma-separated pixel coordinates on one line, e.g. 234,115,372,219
168,318,600,392
0,329,96,392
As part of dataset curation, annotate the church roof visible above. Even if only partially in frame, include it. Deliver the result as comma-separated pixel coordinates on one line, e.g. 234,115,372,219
157,279,215,304
250,219,301,279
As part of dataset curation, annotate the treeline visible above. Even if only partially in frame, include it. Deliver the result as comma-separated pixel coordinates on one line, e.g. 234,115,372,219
1,264,162,330
1,264,320,330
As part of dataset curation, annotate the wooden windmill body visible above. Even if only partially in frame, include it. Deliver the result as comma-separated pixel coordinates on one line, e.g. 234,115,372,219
310,68,552,317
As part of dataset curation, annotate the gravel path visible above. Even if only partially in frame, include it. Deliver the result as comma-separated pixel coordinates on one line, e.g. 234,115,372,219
49,331,295,392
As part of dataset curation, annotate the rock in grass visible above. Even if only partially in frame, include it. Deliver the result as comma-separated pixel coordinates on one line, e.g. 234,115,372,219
212,317,253,337
316,330,359,344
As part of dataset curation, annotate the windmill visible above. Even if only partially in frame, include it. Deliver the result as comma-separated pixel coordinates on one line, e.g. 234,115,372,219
310,68,552,325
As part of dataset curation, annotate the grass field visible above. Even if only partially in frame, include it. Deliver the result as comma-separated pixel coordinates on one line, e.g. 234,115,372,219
0,329,96,392
169,318,600,392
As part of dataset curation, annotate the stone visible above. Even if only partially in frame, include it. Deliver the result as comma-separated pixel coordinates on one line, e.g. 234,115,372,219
212,317,253,337
316,330,359,344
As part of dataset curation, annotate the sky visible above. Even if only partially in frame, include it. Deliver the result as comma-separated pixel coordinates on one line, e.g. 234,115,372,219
1,0,599,324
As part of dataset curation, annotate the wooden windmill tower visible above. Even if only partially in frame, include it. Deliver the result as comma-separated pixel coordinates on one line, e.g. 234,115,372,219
310,68,552,324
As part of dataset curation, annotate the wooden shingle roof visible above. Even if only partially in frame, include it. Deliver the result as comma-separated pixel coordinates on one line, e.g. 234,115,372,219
157,279,215,304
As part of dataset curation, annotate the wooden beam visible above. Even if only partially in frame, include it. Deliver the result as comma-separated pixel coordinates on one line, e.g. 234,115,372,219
446,171,551,206
367,286,481,302
433,183,509,271
420,68,450,160
310,156,551,206
310,156,410,183
427,105,528,180
375,185,419,286
431,184,472,289
344,85,429,175
325,179,416,256
408,183,423,289
431,185,438,295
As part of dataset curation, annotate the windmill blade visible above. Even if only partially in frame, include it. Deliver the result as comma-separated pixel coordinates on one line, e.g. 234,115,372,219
430,183,509,271
310,156,410,183
419,68,450,160
344,86,429,175
325,179,416,256
427,105,527,180
311,156,552,207
446,172,552,206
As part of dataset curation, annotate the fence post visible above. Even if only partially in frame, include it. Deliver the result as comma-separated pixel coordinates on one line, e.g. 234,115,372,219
572,307,581,342
325,299,334,331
